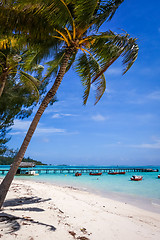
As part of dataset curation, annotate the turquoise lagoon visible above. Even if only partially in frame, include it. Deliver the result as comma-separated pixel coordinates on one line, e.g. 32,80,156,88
1,165,160,213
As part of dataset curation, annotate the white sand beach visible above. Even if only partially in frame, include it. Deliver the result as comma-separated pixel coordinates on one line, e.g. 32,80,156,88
0,179,160,240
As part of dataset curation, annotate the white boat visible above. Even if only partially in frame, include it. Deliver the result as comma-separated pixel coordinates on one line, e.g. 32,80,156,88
28,170,39,176
130,175,143,181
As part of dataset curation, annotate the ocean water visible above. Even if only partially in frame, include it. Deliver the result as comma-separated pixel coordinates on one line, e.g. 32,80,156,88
1,165,160,213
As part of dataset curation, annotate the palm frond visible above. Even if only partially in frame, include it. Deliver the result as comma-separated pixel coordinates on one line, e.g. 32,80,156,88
21,37,62,71
75,53,92,105
43,50,66,82
89,31,138,81
93,0,124,28
76,52,106,105
16,0,73,27
19,70,40,101
94,72,106,105
0,51,6,60
0,0,138,108
19,70,40,86
0,1,69,41
44,0,74,26
22,51,43,72
87,55,106,105
72,0,98,30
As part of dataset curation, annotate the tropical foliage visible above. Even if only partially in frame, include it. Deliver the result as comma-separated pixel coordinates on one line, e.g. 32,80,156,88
0,0,138,104
0,36,45,155
0,0,139,208
0,36,43,98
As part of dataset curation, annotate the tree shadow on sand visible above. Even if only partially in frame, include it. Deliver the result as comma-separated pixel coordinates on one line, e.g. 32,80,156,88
3,196,51,207
0,196,56,234
0,214,20,233
0,212,56,233
9,207,45,212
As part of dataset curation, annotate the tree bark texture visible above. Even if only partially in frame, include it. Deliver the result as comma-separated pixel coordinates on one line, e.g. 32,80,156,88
0,48,73,209
0,73,7,97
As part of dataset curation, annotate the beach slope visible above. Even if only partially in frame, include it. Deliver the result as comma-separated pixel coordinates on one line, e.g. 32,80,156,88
0,179,160,240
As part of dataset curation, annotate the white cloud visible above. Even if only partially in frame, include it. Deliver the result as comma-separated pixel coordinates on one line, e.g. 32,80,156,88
147,91,160,100
12,119,31,130
52,113,77,119
63,113,74,117
11,119,65,135
10,119,78,136
106,67,122,75
92,114,109,121
52,113,61,119
35,127,65,134
10,131,25,135
126,89,160,105
129,137,160,149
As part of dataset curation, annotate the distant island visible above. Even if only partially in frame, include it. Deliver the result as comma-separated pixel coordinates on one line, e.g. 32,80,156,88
0,156,46,165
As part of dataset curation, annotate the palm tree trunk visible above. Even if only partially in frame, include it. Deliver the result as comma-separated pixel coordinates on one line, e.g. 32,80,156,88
0,48,73,209
0,73,7,97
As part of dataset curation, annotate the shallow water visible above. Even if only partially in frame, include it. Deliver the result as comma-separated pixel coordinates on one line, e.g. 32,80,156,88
1,165,160,213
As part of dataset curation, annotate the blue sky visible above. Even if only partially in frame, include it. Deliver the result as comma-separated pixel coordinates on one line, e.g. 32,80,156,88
8,0,160,166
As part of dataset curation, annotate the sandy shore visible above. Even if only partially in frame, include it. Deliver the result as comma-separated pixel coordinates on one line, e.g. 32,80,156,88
0,179,160,240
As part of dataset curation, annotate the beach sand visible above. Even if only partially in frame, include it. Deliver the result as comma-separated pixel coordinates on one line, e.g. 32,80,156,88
0,179,160,240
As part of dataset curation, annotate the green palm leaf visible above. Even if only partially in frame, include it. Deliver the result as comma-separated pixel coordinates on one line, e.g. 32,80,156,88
93,0,124,28
94,73,106,105
87,55,106,105
72,0,98,29
0,0,138,106
22,51,42,72
16,0,73,28
19,70,40,100
44,50,66,82
76,53,106,105
19,70,39,85
76,53,92,105
89,31,138,82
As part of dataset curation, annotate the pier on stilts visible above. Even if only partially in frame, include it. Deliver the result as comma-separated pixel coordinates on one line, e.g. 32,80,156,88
0,167,159,175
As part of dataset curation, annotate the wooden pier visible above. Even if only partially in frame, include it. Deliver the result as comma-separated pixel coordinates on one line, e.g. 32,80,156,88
0,167,159,174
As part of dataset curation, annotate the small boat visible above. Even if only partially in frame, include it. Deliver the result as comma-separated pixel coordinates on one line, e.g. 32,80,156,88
117,171,126,174
158,174,160,179
75,172,82,176
130,175,143,181
28,170,39,176
108,172,118,175
89,172,102,176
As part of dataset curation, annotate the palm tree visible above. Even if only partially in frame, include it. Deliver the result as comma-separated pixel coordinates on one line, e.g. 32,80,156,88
0,36,42,98
0,0,138,208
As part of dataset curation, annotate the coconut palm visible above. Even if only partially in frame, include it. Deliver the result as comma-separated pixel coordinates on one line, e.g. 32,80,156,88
0,36,42,98
0,0,138,208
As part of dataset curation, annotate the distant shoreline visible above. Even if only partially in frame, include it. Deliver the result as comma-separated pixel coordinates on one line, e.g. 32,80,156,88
1,164,160,167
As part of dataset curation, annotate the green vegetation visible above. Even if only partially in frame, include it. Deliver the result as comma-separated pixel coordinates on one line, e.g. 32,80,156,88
0,39,46,155
0,0,138,209
0,156,45,165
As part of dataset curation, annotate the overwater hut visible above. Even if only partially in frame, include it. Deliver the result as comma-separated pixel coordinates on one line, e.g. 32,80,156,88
16,162,36,175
